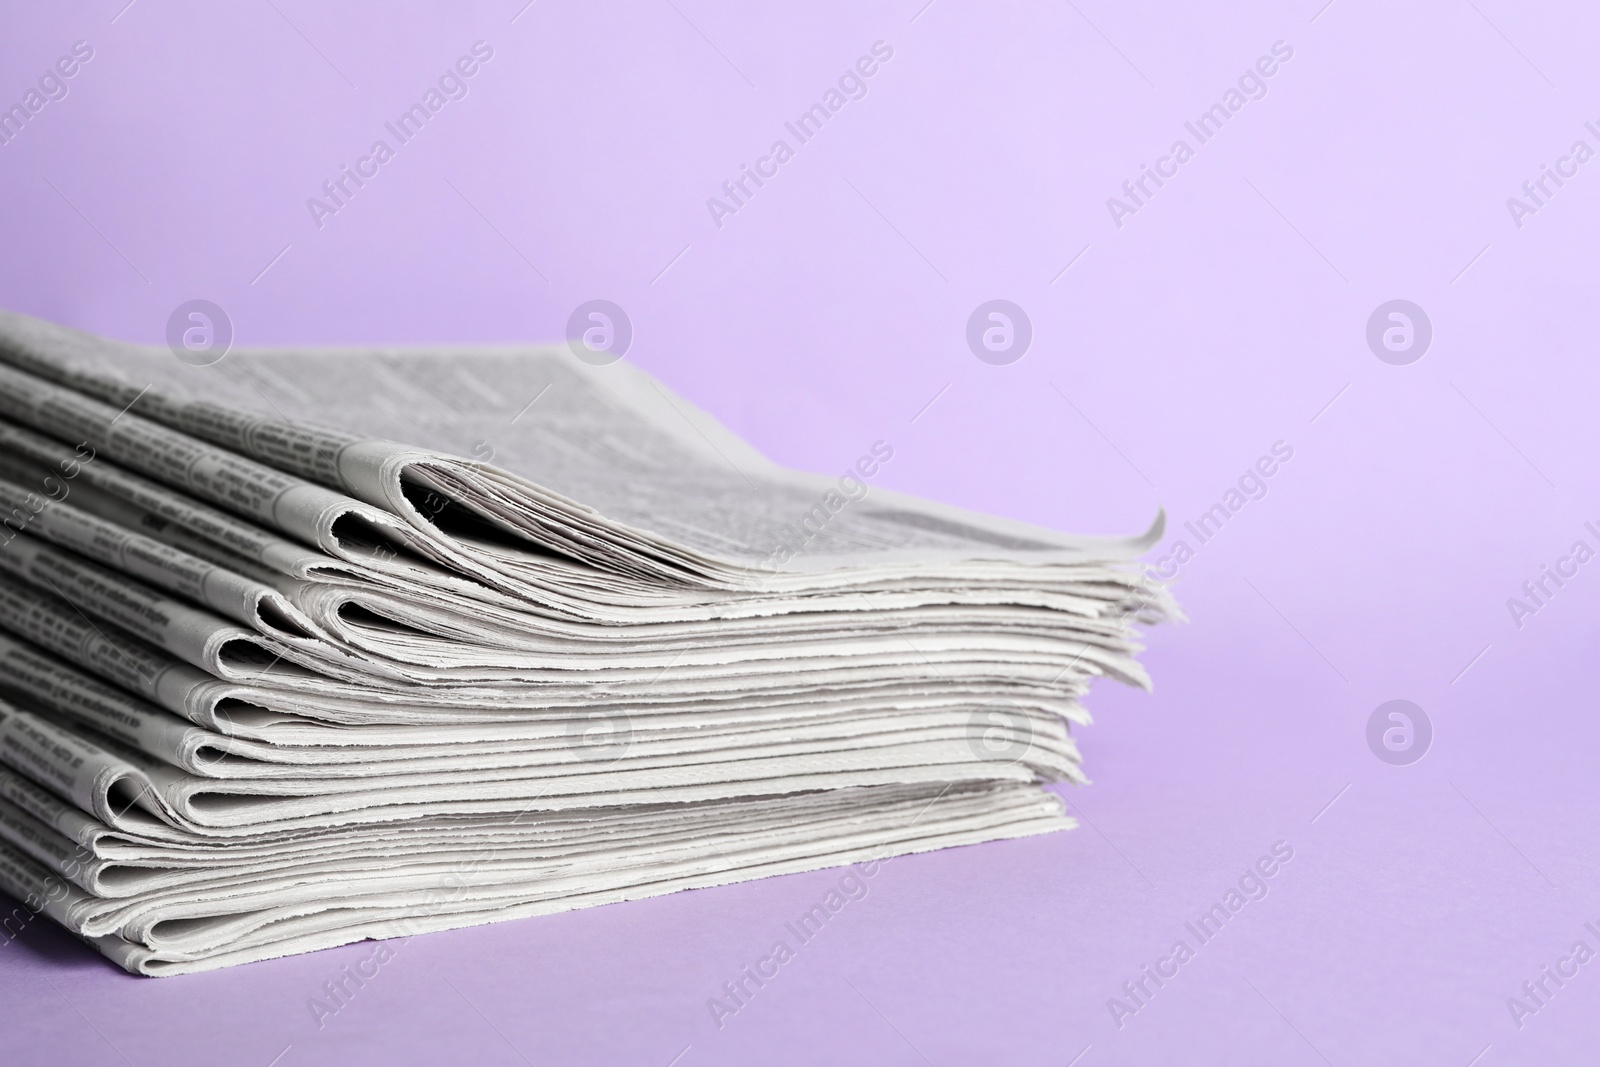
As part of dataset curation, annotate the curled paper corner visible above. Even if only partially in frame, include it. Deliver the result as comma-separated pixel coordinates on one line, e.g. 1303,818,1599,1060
1139,508,1166,550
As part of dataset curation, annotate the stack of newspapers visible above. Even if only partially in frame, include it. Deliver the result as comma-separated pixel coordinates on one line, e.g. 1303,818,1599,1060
0,311,1174,975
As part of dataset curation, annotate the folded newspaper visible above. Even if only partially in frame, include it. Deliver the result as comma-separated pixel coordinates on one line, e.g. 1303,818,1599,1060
0,310,1177,975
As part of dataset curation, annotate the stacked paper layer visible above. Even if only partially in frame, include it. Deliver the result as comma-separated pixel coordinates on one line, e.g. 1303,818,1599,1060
0,311,1175,975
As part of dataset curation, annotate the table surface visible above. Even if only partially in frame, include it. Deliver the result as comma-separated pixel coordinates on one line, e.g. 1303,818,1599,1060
2,2,1597,1063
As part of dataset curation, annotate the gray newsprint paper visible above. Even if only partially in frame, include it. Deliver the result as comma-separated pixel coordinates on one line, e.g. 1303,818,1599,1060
0,311,1175,974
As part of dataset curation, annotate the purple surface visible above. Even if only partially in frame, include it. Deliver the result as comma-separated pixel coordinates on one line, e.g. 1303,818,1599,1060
2,0,1597,1062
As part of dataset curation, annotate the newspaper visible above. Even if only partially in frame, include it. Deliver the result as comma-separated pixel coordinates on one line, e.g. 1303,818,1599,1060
0,779,1070,975
0,310,1176,975
0,311,1169,587
0,418,358,583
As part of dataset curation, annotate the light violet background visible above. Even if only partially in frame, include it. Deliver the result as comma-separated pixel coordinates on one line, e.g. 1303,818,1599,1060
2,1,1598,1064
